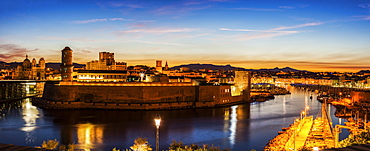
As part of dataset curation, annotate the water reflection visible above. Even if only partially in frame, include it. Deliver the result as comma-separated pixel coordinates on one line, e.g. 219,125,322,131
229,105,238,147
76,123,104,151
223,108,229,130
283,96,286,114
0,86,350,151
21,98,39,143
21,98,39,131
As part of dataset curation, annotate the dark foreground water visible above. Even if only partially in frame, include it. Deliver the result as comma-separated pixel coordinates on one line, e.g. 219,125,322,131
0,86,349,151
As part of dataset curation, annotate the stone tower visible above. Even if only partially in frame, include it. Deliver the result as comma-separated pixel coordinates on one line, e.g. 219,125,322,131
234,71,251,101
60,46,74,82
156,60,162,73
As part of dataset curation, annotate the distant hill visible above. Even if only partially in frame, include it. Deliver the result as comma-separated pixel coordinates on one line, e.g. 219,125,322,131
170,63,309,72
358,70,370,74
170,63,249,71
257,67,309,72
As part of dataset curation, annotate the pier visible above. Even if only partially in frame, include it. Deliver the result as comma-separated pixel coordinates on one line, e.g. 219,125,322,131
265,98,335,150
264,116,334,151
285,116,314,150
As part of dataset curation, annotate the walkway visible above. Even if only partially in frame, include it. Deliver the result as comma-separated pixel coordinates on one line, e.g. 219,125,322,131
285,116,314,150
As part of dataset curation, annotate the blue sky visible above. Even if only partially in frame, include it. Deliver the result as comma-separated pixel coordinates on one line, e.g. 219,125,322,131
1,0,370,72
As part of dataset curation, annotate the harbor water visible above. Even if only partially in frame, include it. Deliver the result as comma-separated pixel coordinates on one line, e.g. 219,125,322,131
0,85,349,151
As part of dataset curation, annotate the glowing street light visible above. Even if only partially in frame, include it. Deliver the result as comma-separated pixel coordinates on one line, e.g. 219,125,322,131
313,146,319,151
154,114,161,151
140,73,145,82
301,111,306,119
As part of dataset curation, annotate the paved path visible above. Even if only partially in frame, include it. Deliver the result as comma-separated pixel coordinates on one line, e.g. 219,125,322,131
286,117,314,150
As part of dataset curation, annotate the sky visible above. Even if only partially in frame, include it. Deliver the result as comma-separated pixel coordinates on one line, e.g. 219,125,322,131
0,0,370,72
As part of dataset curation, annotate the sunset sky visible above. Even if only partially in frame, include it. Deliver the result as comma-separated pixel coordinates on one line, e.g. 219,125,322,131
1,0,370,72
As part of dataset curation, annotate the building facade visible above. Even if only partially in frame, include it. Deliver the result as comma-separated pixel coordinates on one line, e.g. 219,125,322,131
86,52,127,70
13,55,46,80
75,70,128,82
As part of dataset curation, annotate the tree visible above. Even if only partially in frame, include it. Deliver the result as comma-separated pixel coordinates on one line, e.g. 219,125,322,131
130,137,153,151
41,139,59,150
39,139,75,151
168,140,231,151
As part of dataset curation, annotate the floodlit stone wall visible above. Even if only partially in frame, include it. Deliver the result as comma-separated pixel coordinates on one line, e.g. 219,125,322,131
40,82,249,109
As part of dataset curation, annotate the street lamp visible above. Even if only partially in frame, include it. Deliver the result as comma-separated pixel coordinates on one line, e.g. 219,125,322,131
140,73,145,82
154,114,161,151
313,146,319,151
301,111,306,119
305,106,309,116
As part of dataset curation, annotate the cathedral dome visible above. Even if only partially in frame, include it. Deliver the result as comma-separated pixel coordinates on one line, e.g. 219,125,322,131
22,55,31,68
23,55,30,63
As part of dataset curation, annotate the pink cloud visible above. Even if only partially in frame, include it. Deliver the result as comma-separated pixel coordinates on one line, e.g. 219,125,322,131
0,44,39,62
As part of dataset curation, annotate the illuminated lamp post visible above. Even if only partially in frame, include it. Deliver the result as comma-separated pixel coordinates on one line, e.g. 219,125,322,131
300,111,306,120
154,114,161,151
313,147,319,151
140,73,145,82
305,106,309,117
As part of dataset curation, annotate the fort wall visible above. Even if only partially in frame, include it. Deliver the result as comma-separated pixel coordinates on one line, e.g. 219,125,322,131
37,82,250,110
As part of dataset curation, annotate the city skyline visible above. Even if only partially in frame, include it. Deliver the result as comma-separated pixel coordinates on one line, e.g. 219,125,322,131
1,0,370,72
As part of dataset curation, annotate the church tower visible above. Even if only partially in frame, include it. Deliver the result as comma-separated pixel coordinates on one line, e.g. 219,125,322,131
60,46,74,82
39,58,45,69
32,58,37,67
164,61,169,70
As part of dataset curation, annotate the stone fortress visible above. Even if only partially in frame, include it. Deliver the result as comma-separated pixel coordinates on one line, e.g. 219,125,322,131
35,47,252,110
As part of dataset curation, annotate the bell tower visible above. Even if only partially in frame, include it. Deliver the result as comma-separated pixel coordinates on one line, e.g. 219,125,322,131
60,46,74,82
164,61,169,70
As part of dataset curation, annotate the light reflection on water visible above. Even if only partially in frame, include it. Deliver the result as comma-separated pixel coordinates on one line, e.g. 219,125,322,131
21,98,39,144
0,86,350,151
76,123,104,151
229,105,237,147
21,98,39,132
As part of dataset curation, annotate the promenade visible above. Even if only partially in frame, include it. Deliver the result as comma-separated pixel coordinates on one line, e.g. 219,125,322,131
264,116,314,151
285,116,314,150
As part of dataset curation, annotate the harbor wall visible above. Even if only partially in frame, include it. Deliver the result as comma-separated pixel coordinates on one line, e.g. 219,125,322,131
43,83,196,103
38,82,249,110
